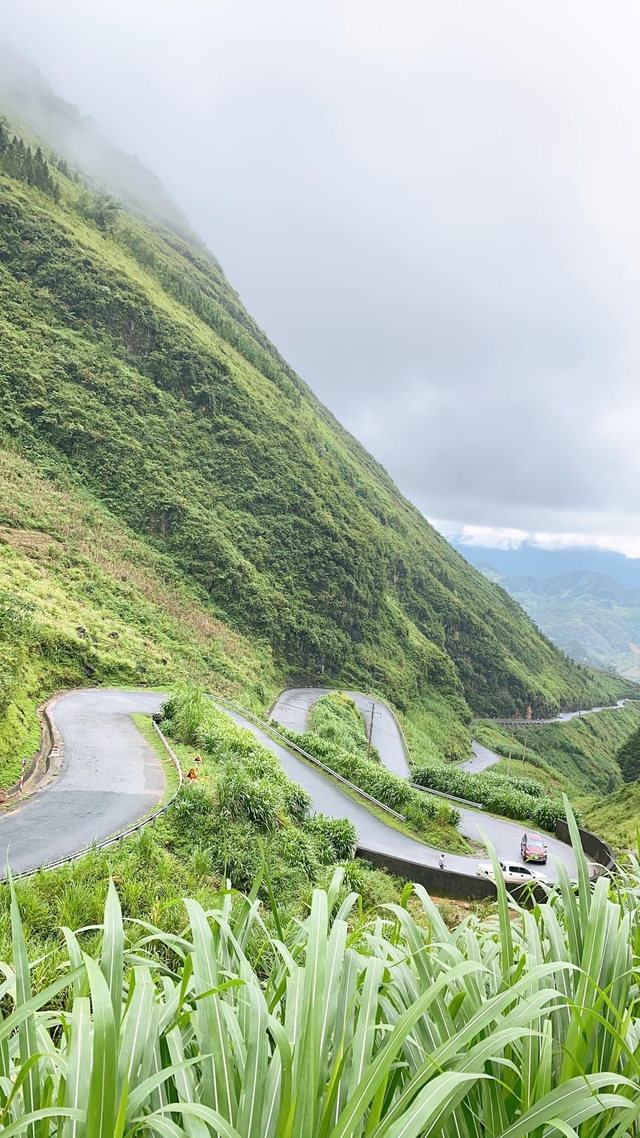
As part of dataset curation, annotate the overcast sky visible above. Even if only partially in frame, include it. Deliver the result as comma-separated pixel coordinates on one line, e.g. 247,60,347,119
3,1,640,556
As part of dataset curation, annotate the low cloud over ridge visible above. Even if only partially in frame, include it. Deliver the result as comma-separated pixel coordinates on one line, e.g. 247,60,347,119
2,1,640,554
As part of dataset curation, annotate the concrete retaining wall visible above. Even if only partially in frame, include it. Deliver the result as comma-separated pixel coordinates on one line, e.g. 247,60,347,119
555,819,616,871
357,848,551,906
0,695,61,802
356,847,497,901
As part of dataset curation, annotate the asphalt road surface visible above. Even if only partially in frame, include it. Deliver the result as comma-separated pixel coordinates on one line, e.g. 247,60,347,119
271,688,410,777
269,688,577,880
0,689,165,877
460,740,502,773
556,699,628,722
1,687,579,882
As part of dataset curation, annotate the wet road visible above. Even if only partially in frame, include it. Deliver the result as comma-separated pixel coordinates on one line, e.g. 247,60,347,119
269,688,577,880
271,688,410,776
460,740,502,773
2,687,579,882
0,689,165,876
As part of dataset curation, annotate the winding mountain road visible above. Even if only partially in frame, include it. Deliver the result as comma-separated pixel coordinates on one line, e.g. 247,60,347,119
460,698,632,773
269,688,578,881
0,686,581,882
460,740,502,773
270,688,410,777
0,689,165,876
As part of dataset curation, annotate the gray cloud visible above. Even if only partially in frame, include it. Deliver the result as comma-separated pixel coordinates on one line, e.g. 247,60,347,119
3,0,640,551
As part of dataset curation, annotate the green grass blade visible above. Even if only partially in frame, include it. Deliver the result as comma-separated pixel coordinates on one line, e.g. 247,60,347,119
100,880,124,1039
237,982,269,1138
141,1102,244,1138
62,995,91,1138
374,1071,484,1138
84,954,117,1138
9,879,40,1137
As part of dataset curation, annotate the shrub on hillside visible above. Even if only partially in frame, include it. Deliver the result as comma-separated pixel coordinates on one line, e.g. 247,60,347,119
272,827,321,881
311,692,382,762
484,770,544,798
282,781,313,823
412,762,580,829
276,724,459,830
617,725,640,783
305,815,358,862
216,765,281,831
208,820,263,892
161,682,212,745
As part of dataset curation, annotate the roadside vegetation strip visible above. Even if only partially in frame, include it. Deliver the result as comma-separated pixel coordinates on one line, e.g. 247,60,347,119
208,693,408,821
4,808,640,1135
412,760,579,831
413,783,482,808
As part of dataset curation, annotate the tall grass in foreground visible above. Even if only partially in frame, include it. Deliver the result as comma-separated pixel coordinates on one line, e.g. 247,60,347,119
3,812,640,1135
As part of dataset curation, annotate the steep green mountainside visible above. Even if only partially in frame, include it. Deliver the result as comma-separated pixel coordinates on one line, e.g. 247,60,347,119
0,101,636,746
484,568,640,680
475,704,640,797
0,46,199,245
0,446,272,783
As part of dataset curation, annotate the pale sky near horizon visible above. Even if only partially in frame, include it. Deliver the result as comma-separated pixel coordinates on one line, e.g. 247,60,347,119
3,1,640,556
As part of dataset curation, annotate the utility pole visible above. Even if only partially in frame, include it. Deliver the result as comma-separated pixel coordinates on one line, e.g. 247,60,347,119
507,746,512,777
522,730,528,771
367,701,375,760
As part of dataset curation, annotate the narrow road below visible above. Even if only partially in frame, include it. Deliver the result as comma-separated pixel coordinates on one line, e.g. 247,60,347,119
271,688,410,777
0,689,165,876
461,698,634,773
269,687,578,880
1,687,580,882
460,740,503,773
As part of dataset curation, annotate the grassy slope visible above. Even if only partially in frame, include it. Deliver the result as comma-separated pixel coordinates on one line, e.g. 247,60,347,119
581,782,640,852
0,141,636,736
0,447,272,784
309,690,379,759
475,704,640,796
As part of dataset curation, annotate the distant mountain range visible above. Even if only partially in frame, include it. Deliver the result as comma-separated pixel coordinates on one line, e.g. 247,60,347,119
453,544,640,679
452,541,640,591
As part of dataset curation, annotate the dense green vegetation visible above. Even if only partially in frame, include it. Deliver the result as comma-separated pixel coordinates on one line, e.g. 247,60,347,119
412,761,578,831
4,811,640,1136
401,691,473,762
309,690,381,762
584,723,640,848
475,704,640,797
160,684,359,898
618,722,640,782
0,448,272,786
0,104,636,769
0,118,58,200
582,782,640,851
0,805,408,996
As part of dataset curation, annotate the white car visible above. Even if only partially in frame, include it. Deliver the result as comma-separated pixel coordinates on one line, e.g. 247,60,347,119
477,860,550,885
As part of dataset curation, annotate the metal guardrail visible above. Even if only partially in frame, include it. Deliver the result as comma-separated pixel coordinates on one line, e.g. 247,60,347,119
412,784,482,808
207,694,408,823
9,719,183,881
